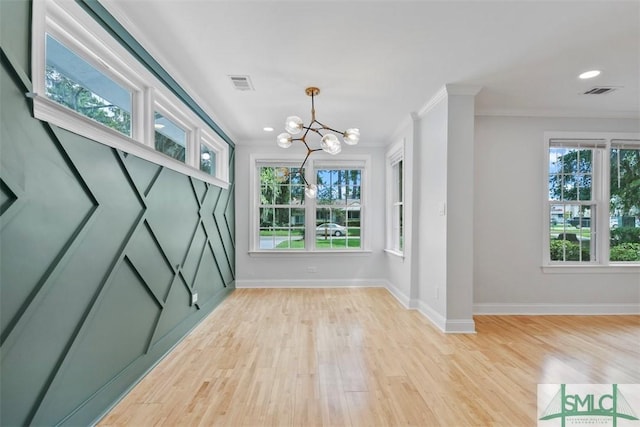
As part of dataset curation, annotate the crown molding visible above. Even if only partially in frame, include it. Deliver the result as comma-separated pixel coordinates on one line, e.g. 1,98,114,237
476,108,640,120
416,84,483,118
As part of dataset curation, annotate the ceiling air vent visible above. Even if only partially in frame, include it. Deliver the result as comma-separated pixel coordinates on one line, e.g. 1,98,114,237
583,87,617,95
229,75,254,91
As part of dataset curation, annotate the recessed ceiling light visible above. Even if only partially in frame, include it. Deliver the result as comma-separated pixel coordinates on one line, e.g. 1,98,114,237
579,70,601,79
263,127,274,132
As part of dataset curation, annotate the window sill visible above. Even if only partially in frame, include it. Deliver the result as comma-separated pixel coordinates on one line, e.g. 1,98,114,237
384,249,405,259
249,250,373,257
542,264,640,274
33,96,230,188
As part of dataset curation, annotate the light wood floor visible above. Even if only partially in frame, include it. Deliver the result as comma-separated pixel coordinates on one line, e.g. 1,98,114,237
99,288,640,426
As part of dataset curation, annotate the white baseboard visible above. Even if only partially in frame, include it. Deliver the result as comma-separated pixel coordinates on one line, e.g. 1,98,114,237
414,299,447,332
444,319,477,334
413,301,477,333
235,279,387,289
385,281,411,308
474,303,640,315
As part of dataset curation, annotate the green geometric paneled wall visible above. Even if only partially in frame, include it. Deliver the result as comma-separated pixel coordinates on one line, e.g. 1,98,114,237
0,21,235,425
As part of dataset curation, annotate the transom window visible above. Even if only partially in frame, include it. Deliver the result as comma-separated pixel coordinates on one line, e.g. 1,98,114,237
154,112,187,163
32,0,230,187
45,34,132,137
545,134,640,266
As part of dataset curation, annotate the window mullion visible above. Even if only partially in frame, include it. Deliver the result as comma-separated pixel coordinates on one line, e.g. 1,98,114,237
306,162,316,251
139,87,154,147
597,146,610,264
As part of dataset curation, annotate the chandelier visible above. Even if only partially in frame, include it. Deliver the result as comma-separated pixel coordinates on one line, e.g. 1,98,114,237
277,87,360,198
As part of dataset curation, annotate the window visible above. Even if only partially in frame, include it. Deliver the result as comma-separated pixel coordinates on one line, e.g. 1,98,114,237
45,34,132,137
32,0,230,187
545,134,640,266
252,156,369,252
316,168,362,250
610,142,640,262
386,141,404,255
258,165,306,250
154,112,186,163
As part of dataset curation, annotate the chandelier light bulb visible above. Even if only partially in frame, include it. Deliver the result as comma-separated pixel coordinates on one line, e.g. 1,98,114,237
285,116,304,134
321,134,342,155
343,128,360,145
305,184,318,199
276,87,360,192
277,132,292,148
201,152,211,160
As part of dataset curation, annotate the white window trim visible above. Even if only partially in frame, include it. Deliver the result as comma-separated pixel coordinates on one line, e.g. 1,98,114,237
200,130,228,180
153,92,194,164
31,0,229,188
542,131,640,272
385,138,404,257
249,152,371,254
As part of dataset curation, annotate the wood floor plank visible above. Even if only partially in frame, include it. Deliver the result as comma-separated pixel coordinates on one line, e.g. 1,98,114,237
98,288,640,426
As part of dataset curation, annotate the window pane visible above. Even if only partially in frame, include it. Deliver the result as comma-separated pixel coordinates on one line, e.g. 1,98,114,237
259,207,274,228
315,206,361,250
549,148,593,202
390,159,404,253
398,160,403,203
549,204,594,262
274,208,290,226
200,145,216,176
154,112,186,162
609,147,640,262
275,184,291,205
45,35,132,136
399,204,404,251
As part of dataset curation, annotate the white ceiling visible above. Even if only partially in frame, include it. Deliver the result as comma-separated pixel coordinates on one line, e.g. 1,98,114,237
101,0,640,147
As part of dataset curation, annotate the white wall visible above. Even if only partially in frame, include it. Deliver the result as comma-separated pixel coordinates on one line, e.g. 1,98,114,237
474,116,640,313
233,113,639,320
445,94,476,323
417,99,449,319
235,141,389,287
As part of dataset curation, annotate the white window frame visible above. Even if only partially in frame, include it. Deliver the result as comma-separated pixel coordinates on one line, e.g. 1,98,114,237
153,96,194,164
249,153,371,254
31,0,229,188
542,131,640,273
200,130,228,180
385,139,404,257
255,161,307,251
